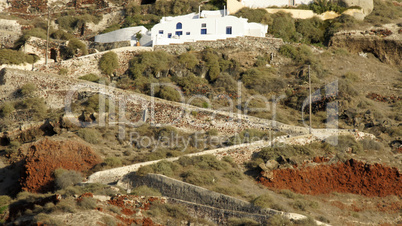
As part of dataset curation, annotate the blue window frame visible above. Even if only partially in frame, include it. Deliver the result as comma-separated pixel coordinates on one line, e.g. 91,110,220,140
201,29,207,35
175,31,183,36
176,22,182,29
226,26,232,34
159,30,163,34
168,33,172,38
186,32,190,35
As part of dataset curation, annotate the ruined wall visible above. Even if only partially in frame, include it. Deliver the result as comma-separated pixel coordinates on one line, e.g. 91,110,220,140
36,46,153,78
154,36,284,55
89,41,131,52
0,19,22,48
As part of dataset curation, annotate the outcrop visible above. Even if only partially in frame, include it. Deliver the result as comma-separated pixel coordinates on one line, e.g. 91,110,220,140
20,138,101,193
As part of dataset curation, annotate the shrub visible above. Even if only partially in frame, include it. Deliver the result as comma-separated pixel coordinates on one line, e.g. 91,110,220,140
192,154,228,170
258,145,313,162
66,38,88,57
107,205,121,214
292,200,308,211
173,74,208,94
101,24,121,34
206,129,218,136
241,68,285,94
158,86,182,102
54,169,83,190
296,17,325,44
178,52,199,70
58,68,68,75
360,138,383,151
22,97,47,120
227,217,259,226
101,216,116,226
85,94,113,112
270,12,298,42
99,51,119,75
137,165,154,176
130,185,161,196
223,170,243,184
266,214,293,225
0,102,14,118
0,49,39,65
280,189,300,199
365,0,402,25
180,170,216,186
309,0,346,14
33,213,63,226
213,186,245,197
234,8,270,23
151,160,178,176
54,199,77,213
78,197,97,209
129,51,172,79
51,30,74,40
77,128,101,144
252,193,274,209
104,157,122,167
79,73,100,82
20,83,36,97
14,28,47,47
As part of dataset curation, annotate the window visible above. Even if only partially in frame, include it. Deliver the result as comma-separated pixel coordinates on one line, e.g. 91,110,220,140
186,32,190,35
201,29,207,35
201,23,206,28
226,26,232,35
175,31,183,36
176,22,182,29
159,30,163,34
168,33,172,38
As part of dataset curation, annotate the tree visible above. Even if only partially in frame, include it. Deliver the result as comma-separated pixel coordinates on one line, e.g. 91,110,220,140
99,51,119,75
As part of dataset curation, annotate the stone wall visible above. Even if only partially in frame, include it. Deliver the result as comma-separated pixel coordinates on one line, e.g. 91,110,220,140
154,36,284,55
89,41,131,52
35,46,153,78
0,19,22,48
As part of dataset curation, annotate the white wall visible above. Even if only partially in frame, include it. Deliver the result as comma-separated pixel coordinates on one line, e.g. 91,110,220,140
94,26,148,45
151,13,267,46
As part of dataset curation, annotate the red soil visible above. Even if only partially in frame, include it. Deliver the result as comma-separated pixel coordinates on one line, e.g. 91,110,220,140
259,159,402,197
20,138,101,193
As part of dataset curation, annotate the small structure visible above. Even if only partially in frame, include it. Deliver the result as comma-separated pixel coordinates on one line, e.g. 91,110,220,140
94,26,152,47
151,9,268,46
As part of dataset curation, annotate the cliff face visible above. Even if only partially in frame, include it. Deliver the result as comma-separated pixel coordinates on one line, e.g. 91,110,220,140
329,31,402,66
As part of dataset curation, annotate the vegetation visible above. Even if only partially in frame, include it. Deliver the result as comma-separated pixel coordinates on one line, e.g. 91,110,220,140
130,185,161,196
103,157,123,168
365,0,402,25
79,73,100,83
0,49,39,65
99,51,119,75
65,38,88,58
54,169,83,190
77,128,102,144
0,102,15,118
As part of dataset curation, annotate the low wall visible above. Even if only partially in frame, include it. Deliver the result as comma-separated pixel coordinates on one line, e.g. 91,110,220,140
89,41,131,52
154,36,284,55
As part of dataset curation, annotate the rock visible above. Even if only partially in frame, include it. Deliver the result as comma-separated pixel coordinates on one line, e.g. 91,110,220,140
20,138,101,193
259,160,279,179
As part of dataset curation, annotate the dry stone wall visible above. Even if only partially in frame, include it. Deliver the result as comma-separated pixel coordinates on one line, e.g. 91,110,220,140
155,36,284,55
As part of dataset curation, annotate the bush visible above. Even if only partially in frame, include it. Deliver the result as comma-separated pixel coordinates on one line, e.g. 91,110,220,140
85,94,113,112
22,97,47,120
280,189,300,199
129,51,172,79
79,73,100,82
360,138,383,151
234,8,270,23
241,68,285,94
173,74,208,94
227,217,259,226
137,165,154,176
258,145,313,162
101,24,121,34
151,160,178,176
0,102,14,118
66,38,88,57
270,12,298,42
54,169,83,190
158,86,182,102
51,30,74,40
101,216,116,226
104,157,122,167
296,17,325,44
279,44,315,65
130,185,161,196
192,154,228,170
266,214,293,225
252,193,274,209
77,128,101,144
180,170,216,186
58,68,68,75
20,83,37,97
365,0,402,25
78,197,97,209
292,200,308,211
99,51,119,75
308,0,346,14
178,52,199,70
0,49,39,65
213,186,245,197
223,170,243,184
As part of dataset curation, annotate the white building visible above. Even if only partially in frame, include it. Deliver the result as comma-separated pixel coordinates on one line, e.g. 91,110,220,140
94,26,152,46
151,10,268,46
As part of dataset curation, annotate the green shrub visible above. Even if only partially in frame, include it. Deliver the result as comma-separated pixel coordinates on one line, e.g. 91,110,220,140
360,138,383,151
99,51,119,75
101,24,121,34
258,145,313,162
130,185,161,196
191,154,228,170
51,30,74,40
0,102,15,118
308,0,346,14
22,97,47,120
129,51,172,79
54,199,77,213
79,73,100,82
101,216,116,226
58,68,68,75
280,189,300,199
173,74,208,94
14,28,47,47
151,160,178,176
292,200,308,211
180,170,216,186
0,49,39,65
241,68,285,94
20,83,36,97
33,213,63,226
54,169,83,190
266,214,293,225
296,17,325,44
252,193,274,209
104,157,122,167
158,86,181,102
107,205,121,214
227,217,259,226
77,128,101,144
85,94,113,112
178,52,199,70
66,38,88,57
137,165,154,176
0,196,11,206
78,197,97,210
213,186,245,197
223,170,243,184
270,12,298,42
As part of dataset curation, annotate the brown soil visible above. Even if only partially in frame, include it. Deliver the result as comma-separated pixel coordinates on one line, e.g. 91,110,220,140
20,138,101,193
259,159,402,197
